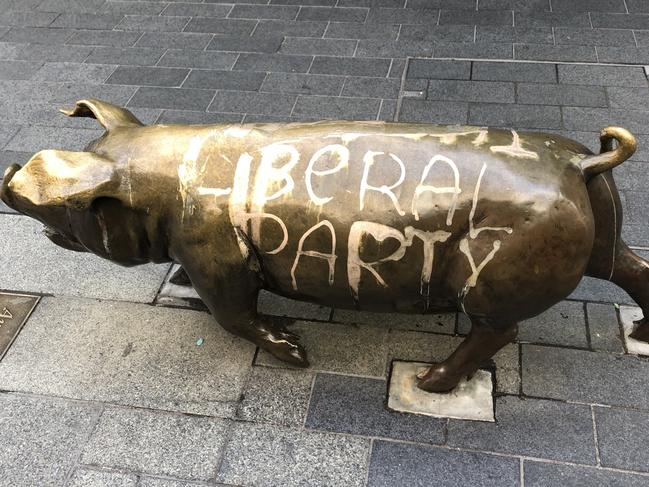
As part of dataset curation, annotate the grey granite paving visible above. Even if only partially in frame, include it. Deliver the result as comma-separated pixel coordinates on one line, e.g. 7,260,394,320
217,422,370,487
0,393,101,487
0,214,170,302
306,373,446,443
2,0,649,485
0,296,255,417
522,345,649,409
367,441,520,487
81,407,230,480
447,396,597,464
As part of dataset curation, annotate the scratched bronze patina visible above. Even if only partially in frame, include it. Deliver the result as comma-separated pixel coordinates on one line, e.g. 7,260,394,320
2,98,647,393
0,292,39,359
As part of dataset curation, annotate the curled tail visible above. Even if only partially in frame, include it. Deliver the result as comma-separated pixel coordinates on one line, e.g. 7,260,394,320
580,126,636,180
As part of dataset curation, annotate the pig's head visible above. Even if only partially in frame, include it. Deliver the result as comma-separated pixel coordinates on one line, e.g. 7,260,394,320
0,99,163,266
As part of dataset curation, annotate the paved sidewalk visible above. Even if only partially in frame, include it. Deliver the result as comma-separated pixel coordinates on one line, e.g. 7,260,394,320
2,0,649,486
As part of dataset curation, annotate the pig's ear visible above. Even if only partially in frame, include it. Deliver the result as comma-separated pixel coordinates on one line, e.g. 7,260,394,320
60,98,143,131
10,150,123,211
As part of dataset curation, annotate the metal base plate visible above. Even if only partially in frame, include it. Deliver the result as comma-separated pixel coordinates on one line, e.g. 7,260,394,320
388,361,495,422
619,306,649,356
0,291,39,359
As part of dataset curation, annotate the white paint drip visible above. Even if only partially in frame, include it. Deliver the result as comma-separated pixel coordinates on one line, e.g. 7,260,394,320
243,212,289,255
490,130,539,160
229,152,254,260
459,238,502,288
347,221,409,300
250,143,300,244
411,154,461,225
359,151,406,216
347,222,451,301
404,226,452,308
305,144,349,206
177,135,207,219
291,220,337,290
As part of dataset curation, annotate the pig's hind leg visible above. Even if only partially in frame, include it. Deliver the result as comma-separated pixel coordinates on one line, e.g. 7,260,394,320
586,172,649,343
609,243,649,342
417,318,518,393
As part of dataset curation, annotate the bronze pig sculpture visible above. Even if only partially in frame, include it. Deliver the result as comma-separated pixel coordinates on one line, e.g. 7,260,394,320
2,99,648,393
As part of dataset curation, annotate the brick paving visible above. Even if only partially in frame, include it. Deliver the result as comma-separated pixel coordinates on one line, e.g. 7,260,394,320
1,0,649,485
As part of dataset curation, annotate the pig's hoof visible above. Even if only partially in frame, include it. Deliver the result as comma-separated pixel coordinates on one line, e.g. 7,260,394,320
265,339,309,368
630,318,649,343
416,364,462,393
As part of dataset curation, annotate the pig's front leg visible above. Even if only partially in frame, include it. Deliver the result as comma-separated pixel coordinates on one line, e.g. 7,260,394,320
417,318,518,393
180,254,309,367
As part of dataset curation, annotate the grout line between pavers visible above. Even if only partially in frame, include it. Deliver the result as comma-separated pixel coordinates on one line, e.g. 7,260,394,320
62,403,106,486
591,405,603,466
362,438,374,487
583,301,594,350
301,373,317,429
393,56,410,122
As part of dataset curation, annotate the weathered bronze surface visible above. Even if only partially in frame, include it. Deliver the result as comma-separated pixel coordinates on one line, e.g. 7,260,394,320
0,292,39,360
2,98,647,393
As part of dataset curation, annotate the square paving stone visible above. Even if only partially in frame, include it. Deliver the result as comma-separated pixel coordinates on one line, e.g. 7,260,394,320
237,367,314,426
332,309,455,334
515,44,597,63
116,14,190,32
399,99,468,124
159,49,239,70
472,60,557,82
468,103,561,129
517,83,607,107
594,406,649,473
558,64,649,87
128,87,215,111
261,72,344,96
522,344,649,409
134,32,213,50
81,407,229,481
183,69,265,90
519,300,588,348
32,62,116,84
292,95,381,120
587,302,624,353
217,422,370,487
389,362,495,422
68,468,138,487
524,460,649,486
0,394,101,487
306,372,446,442
0,215,170,302
448,396,597,464
619,306,649,356
0,296,256,417
257,320,388,377
427,79,515,103
367,441,520,487
106,66,189,87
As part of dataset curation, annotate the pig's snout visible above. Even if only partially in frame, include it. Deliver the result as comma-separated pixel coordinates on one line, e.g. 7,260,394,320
1,164,22,208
